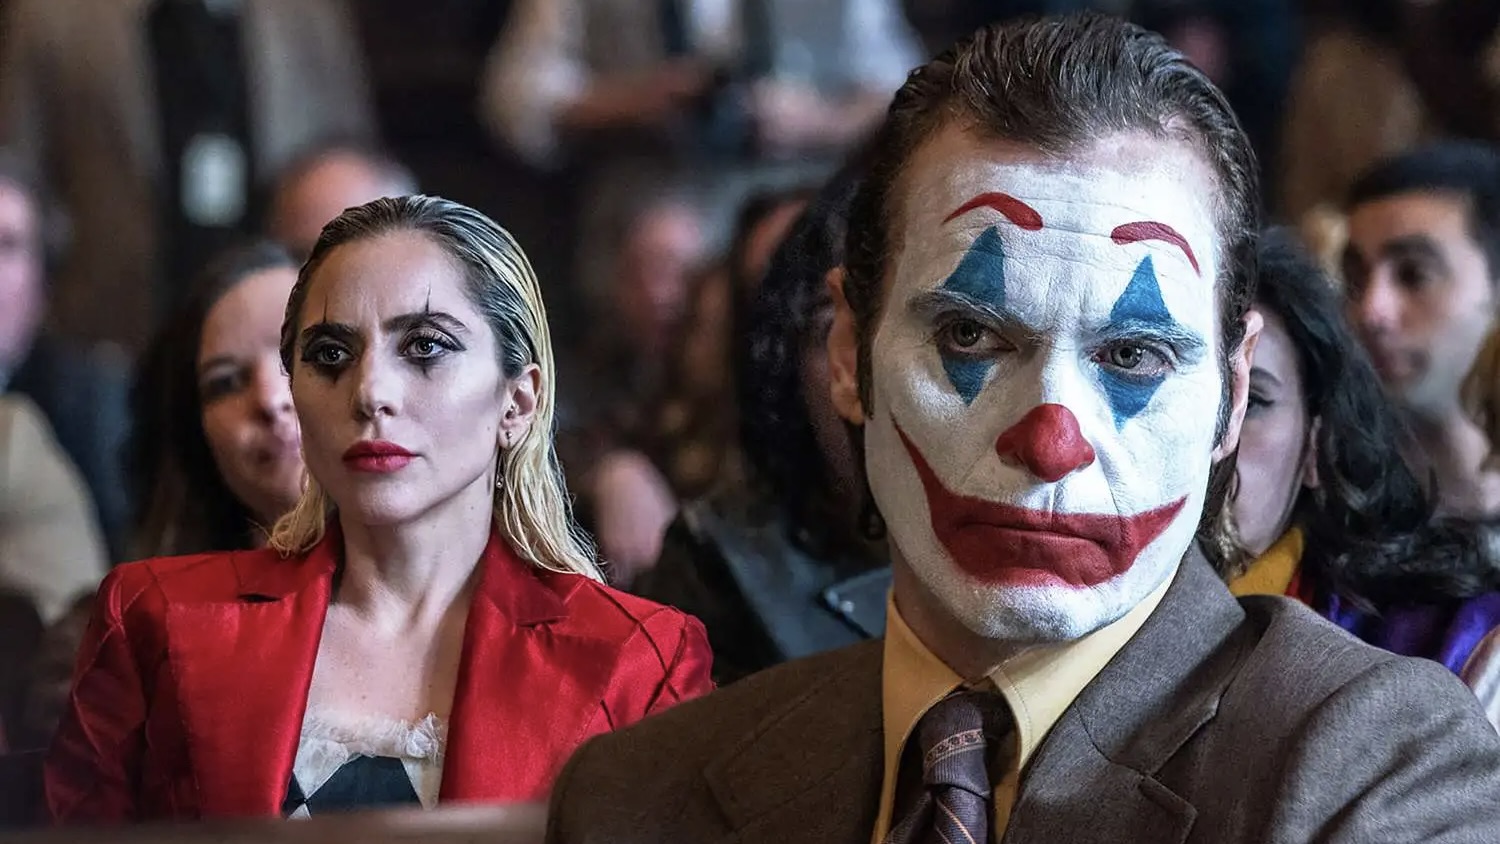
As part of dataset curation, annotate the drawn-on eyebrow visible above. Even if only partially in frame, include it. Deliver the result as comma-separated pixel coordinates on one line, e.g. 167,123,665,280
1111,221,1201,276
943,192,1045,231
383,311,470,337
298,312,470,347
298,320,360,350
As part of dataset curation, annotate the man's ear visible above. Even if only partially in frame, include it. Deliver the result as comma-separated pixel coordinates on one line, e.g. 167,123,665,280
826,266,866,424
1212,310,1264,461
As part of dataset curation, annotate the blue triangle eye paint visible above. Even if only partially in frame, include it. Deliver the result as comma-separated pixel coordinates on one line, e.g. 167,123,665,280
1101,256,1172,428
939,226,1006,404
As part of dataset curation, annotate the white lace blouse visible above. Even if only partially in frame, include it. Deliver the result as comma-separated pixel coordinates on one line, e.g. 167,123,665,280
283,709,448,818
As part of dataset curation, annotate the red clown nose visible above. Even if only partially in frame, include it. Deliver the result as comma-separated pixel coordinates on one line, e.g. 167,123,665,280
994,403,1097,482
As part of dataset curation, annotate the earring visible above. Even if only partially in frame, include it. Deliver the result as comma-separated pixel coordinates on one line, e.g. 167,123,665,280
496,431,514,492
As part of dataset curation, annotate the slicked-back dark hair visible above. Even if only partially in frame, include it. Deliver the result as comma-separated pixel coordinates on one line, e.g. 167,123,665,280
842,12,1261,572
1345,140,1500,280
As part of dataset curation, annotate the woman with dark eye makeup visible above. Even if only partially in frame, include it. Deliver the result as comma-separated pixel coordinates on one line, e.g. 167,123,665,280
43,197,713,823
1224,229,1500,717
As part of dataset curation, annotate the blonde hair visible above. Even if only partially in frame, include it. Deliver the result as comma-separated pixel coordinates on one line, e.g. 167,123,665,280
268,196,602,581
1464,324,1500,449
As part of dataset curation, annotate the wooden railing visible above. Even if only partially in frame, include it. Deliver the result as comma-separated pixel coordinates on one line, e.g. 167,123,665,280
1,804,547,843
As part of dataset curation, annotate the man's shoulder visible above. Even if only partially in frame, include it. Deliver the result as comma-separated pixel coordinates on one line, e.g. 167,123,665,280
1201,596,1500,839
1231,592,1500,726
1214,593,1480,734
1226,592,1488,716
552,640,881,820
11,336,130,422
1233,593,1396,694
583,640,879,759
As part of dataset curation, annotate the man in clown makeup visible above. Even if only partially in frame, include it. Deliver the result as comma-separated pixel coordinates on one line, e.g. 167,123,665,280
545,15,1500,844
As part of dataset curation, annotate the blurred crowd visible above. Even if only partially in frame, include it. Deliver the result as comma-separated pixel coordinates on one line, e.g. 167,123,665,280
5,0,1500,827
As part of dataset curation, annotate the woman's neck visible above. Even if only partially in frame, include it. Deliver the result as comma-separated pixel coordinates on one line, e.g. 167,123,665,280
333,482,494,630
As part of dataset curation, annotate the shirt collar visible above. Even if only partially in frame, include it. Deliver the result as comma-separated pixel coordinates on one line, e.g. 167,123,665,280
873,573,1173,837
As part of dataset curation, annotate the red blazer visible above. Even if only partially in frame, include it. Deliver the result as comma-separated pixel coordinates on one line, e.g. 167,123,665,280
43,527,713,822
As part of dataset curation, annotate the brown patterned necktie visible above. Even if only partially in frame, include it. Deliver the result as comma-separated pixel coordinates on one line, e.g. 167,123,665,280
884,689,1011,844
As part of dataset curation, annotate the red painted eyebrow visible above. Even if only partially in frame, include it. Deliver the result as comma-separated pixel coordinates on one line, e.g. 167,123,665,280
1111,221,1200,276
943,192,1044,230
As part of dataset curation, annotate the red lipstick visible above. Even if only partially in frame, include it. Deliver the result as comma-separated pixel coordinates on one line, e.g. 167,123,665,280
342,440,415,473
896,422,1185,589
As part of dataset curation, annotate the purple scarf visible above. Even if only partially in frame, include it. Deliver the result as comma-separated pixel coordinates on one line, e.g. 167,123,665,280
1323,591,1500,675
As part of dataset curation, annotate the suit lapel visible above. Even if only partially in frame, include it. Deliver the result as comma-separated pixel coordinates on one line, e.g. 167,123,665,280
703,642,885,844
1003,705,1196,844
166,537,337,817
440,534,622,804
1004,551,1251,843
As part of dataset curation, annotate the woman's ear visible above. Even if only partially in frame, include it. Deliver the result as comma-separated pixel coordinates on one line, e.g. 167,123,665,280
826,267,866,425
499,363,541,448
1301,416,1322,490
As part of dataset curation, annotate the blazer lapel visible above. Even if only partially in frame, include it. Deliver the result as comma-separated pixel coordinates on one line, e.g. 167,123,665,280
440,534,621,804
1004,551,1251,844
1003,705,1196,844
703,642,885,844
165,536,337,817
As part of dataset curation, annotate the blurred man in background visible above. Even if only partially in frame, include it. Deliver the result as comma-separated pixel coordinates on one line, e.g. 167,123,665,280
266,139,418,260
480,0,922,316
0,0,375,353
0,153,131,560
1343,142,1500,518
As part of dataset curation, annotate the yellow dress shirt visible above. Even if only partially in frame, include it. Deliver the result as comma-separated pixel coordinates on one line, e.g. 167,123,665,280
870,577,1172,843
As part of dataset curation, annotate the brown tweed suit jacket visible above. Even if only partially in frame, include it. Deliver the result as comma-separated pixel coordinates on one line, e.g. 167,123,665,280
547,552,1500,843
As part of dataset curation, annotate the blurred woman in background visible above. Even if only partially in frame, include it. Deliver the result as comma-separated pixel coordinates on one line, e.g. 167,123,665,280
578,187,811,588
651,186,813,500
15,242,302,752
132,242,305,556
45,197,711,822
634,156,885,685
1227,229,1500,685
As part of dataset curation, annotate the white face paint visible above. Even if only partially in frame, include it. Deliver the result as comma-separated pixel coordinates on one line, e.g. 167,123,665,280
868,127,1225,643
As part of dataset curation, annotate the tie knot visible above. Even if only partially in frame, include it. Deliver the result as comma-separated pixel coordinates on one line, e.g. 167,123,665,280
917,690,1007,794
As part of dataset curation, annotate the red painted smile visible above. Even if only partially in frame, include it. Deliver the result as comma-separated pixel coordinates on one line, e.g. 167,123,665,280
896,423,1185,588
